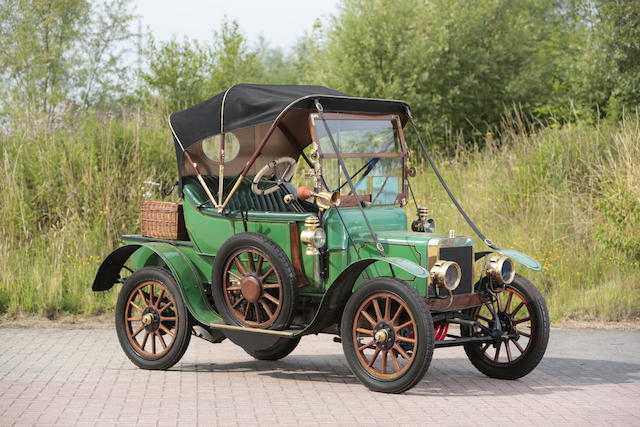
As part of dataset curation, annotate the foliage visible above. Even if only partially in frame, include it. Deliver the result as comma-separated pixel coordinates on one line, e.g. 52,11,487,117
312,0,606,147
0,108,174,316
316,0,423,101
408,114,640,321
0,0,134,116
139,19,264,112
599,0,640,111
255,37,299,85
593,115,640,261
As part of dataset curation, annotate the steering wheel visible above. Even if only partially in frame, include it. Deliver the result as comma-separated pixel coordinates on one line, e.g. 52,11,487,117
251,157,298,195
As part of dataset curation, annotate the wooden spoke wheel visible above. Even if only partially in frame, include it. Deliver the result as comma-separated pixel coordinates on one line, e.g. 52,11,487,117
352,292,418,379
341,277,434,394
116,267,191,370
212,233,297,331
461,274,550,379
222,248,284,328
124,280,178,357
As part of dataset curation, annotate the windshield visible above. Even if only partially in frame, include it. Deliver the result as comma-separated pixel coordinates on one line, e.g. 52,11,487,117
313,116,406,205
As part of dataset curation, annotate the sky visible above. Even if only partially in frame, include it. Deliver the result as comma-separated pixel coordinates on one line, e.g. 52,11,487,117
131,0,341,50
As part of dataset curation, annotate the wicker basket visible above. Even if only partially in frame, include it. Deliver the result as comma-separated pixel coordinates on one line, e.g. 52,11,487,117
140,201,188,241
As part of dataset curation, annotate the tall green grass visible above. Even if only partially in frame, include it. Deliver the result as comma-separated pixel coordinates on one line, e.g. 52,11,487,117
0,110,175,317
0,109,638,321
410,115,640,321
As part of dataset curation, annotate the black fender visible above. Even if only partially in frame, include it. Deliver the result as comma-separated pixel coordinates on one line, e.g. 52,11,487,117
93,245,140,291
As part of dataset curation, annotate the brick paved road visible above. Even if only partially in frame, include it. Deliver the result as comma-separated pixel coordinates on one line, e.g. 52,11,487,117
0,326,639,426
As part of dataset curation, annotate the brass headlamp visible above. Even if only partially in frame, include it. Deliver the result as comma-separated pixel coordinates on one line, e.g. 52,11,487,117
430,260,461,291
486,256,515,284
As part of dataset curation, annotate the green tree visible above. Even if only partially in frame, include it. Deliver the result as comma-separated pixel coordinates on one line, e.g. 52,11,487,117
75,0,134,108
0,0,134,116
316,0,423,102
599,0,640,112
255,37,299,85
140,19,264,111
139,38,212,111
313,0,591,146
210,20,262,90
290,19,326,85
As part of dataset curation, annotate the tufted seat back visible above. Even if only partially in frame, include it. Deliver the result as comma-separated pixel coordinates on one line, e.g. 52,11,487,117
182,176,294,213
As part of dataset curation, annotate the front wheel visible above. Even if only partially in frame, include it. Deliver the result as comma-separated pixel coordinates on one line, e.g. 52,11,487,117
341,277,434,393
461,274,549,379
115,267,191,370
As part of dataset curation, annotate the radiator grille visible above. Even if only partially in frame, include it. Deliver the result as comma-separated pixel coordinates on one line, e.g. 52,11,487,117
438,246,473,295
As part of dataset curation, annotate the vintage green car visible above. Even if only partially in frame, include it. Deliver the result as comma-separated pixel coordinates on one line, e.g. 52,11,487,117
93,84,549,393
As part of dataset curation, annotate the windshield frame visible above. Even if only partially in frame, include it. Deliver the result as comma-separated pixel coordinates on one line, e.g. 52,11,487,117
308,112,409,206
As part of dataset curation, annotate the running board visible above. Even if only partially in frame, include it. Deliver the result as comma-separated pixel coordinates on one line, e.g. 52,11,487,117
209,323,297,337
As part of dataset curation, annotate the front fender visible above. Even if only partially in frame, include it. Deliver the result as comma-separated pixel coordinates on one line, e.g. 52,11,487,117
93,243,222,325
368,256,429,278
475,248,542,271
300,256,428,334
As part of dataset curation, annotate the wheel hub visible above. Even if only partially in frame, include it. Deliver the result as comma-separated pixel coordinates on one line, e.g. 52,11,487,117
240,275,262,303
141,313,153,325
498,312,514,332
141,307,160,332
487,311,518,341
374,329,388,343
373,322,395,350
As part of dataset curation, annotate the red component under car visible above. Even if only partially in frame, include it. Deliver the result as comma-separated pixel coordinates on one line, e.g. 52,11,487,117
434,321,449,341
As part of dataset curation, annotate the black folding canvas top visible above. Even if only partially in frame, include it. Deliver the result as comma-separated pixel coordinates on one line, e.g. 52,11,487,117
168,84,410,150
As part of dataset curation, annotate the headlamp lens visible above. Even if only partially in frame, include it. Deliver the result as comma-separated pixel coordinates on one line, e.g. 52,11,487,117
313,229,326,248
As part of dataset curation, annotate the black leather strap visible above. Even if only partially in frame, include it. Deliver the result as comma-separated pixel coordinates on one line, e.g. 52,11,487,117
407,111,499,250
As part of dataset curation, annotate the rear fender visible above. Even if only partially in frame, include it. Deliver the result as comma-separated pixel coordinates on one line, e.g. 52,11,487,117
92,243,222,325
301,257,428,334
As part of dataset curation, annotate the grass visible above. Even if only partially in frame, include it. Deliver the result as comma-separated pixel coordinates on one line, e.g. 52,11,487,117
0,110,176,317
0,109,638,322
410,114,640,321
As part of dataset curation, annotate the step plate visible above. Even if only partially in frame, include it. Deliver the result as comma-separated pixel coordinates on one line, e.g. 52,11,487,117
209,323,297,337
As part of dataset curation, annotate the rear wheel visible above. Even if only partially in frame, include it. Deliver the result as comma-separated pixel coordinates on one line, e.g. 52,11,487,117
212,233,297,330
461,274,549,379
244,337,301,360
341,277,434,393
115,267,191,370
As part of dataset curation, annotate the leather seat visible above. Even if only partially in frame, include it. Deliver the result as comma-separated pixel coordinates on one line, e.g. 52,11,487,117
182,176,294,212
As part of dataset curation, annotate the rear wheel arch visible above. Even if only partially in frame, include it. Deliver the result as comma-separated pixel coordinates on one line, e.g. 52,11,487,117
93,243,221,326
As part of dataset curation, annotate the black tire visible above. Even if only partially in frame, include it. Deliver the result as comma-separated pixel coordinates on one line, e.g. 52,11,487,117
115,267,191,370
212,232,297,330
461,274,550,379
244,337,301,360
341,277,434,393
